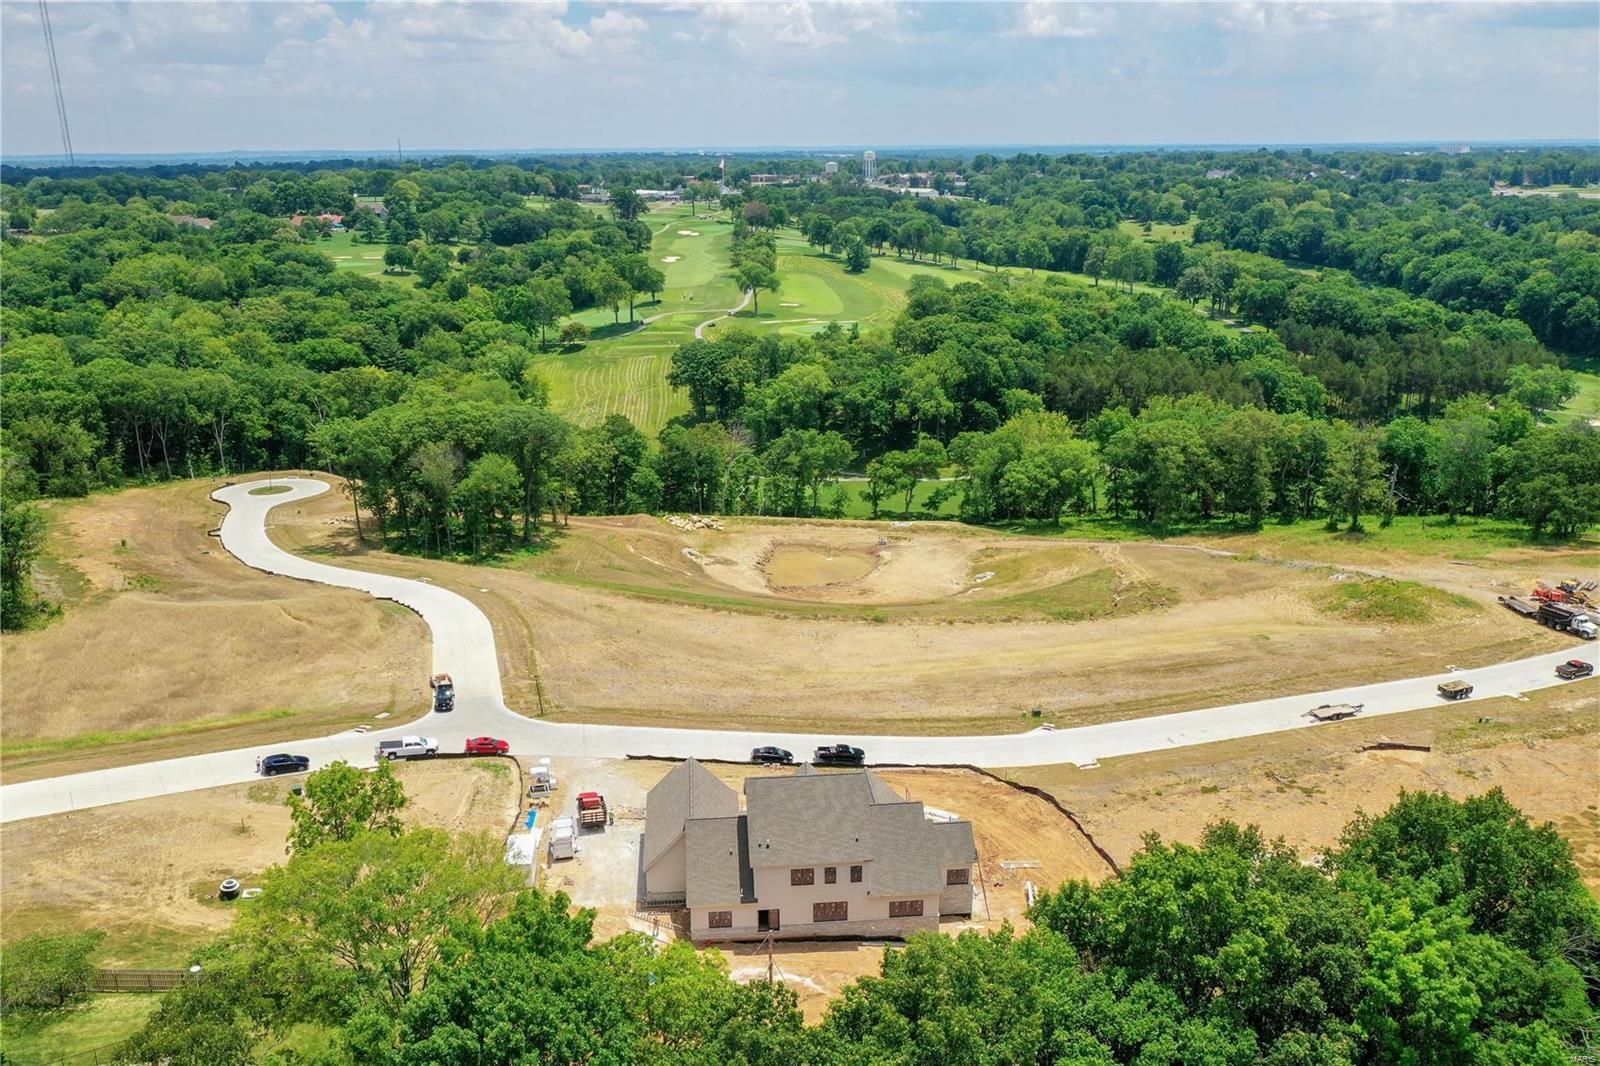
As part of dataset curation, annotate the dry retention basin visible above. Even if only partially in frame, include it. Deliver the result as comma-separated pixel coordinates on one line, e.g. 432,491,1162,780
762,545,879,588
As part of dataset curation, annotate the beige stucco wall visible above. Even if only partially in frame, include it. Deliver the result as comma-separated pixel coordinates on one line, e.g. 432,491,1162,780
687,862,941,936
692,914,937,943
643,836,686,897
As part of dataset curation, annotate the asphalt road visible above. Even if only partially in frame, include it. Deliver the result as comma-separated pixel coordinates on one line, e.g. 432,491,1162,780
2,477,1593,823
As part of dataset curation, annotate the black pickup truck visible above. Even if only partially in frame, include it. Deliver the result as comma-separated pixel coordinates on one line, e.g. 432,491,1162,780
813,744,866,766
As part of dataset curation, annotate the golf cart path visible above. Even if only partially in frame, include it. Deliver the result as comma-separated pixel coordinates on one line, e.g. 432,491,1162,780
694,288,754,338
1,478,1592,823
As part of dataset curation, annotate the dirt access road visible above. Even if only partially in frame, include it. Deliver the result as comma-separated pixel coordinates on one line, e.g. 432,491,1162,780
2,477,1592,823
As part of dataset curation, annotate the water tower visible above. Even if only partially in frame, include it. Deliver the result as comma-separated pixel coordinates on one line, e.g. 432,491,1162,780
863,150,876,183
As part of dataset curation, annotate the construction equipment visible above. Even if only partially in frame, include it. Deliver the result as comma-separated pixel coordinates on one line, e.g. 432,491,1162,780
1306,702,1364,721
576,791,608,830
1537,601,1594,635
1437,680,1474,701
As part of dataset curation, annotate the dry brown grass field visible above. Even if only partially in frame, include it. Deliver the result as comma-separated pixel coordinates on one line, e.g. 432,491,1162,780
1000,679,1600,890
270,477,1579,735
0,759,522,967
0,477,430,781
6,474,1591,771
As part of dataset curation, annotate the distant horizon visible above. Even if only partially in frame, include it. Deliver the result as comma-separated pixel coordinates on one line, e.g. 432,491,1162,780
5,137,1598,170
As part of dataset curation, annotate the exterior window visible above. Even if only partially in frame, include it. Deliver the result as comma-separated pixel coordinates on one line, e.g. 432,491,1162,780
889,899,925,918
946,867,970,886
824,866,837,884
707,910,732,929
790,867,815,886
812,901,848,923
850,865,863,883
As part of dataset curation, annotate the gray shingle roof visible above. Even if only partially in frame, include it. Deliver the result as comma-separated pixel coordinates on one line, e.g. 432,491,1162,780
647,764,979,907
642,758,739,872
685,815,755,907
744,769,972,896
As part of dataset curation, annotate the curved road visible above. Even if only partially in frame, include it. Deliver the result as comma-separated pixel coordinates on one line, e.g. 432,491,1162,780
2,477,1593,822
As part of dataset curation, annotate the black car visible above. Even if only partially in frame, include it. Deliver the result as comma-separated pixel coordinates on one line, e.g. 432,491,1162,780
813,744,866,767
433,683,455,713
1556,659,1595,680
751,746,794,765
258,753,310,776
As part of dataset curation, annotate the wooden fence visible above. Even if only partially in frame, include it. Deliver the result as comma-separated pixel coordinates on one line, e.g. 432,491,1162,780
94,967,191,993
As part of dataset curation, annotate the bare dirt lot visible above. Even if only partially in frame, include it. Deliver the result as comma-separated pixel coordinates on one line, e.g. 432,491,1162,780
1,477,429,780
267,483,1581,736
0,758,522,966
1000,679,1600,890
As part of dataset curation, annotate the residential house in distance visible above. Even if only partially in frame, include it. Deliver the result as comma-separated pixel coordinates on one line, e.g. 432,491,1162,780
168,214,214,229
642,760,978,943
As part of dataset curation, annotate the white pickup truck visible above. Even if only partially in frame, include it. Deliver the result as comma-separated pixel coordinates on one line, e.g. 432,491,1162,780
375,736,439,761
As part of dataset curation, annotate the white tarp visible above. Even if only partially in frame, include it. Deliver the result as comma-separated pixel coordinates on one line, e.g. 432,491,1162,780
505,829,542,866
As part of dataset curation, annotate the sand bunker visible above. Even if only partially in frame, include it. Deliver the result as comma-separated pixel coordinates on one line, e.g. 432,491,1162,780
676,230,700,236
662,256,681,263
331,255,353,261
780,301,800,307
763,545,879,588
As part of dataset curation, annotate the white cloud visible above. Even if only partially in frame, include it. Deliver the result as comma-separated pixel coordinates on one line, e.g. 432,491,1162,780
590,9,646,36
1015,1,1100,39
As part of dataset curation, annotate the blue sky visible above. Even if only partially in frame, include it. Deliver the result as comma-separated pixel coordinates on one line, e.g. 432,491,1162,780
2,1,1596,157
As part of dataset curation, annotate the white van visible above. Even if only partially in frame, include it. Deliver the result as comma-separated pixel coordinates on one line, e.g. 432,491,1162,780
375,735,439,761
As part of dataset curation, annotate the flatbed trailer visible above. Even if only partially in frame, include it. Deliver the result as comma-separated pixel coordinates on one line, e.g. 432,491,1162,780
576,791,608,829
1307,702,1364,722
1498,595,1539,617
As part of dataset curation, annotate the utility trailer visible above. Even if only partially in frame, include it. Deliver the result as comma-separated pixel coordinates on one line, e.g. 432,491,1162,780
527,758,558,797
1306,702,1364,722
576,791,608,830
1437,680,1474,701
548,817,577,861
1498,595,1539,617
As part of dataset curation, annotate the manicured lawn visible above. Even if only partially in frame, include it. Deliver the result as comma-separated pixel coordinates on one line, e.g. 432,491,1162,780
0,995,161,1064
833,477,965,519
313,230,419,287
1553,368,1600,428
1117,218,1196,243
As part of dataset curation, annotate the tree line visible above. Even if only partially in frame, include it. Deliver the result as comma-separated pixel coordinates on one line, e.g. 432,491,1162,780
5,774,1589,1064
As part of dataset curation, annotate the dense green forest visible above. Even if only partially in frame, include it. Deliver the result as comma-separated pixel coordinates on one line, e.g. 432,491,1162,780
6,780,1592,1064
3,147,1598,626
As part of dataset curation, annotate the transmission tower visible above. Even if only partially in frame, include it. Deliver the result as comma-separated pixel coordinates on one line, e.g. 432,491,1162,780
38,0,74,163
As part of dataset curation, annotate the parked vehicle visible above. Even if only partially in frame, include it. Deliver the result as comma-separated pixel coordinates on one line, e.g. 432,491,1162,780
1306,703,1363,722
1556,659,1595,680
375,736,439,761
430,673,455,713
256,753,310,776
548,817,577,860
464,736,509,755
751,746,794,764
813,744,866,766
1437,680,1474,700
576,791,608,829
1537,601,1597,637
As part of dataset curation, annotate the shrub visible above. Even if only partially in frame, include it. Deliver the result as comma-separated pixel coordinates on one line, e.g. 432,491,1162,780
0,931,103,1013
